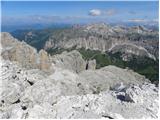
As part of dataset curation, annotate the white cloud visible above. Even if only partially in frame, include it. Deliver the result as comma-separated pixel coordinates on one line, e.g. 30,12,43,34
89,9,101,16
89,9,117,17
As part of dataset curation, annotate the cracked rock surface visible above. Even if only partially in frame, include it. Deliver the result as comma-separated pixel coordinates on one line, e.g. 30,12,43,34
0,59,158,119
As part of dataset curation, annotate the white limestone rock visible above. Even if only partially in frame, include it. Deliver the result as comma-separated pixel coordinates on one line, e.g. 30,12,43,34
77,65,148,94
0,59,158,119
86,59,96,70
51,50,86,73
124,84,143,103
1,32,53,72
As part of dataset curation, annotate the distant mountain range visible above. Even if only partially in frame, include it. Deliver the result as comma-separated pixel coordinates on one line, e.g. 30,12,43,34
2,20,158,32
10,23,159,82
11,23,158,59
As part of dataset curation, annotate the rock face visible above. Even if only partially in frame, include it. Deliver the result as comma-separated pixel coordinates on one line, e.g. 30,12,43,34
1,32,37,69
38,50,51,70
0,58,158,119
1,32,52,71
43,23,158,60
51,50,87,73
109,43,156,60
86,59,96,70
51,50,97,73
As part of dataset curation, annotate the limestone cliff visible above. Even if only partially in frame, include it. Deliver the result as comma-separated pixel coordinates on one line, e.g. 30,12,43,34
43,23,158,60
1,32,52,71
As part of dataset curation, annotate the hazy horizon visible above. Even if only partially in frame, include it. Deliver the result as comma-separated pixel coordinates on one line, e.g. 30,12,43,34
1,1,159,31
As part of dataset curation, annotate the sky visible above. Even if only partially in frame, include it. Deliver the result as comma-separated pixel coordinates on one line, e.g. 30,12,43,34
1,1,159,26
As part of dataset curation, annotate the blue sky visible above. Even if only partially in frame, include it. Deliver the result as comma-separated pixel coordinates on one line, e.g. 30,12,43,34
1,1,159,25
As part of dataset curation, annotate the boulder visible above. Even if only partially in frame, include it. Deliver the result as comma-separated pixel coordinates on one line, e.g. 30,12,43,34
110,82,126,92
0,104,27,119
124,84,143,103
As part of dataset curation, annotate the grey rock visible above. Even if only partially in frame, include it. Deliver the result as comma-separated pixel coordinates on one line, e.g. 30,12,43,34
124,84,143,103
43,23,158,60
86,59,96,70
1,32,53,72
0,59,46,106
110,82,126,92
51,50,86,73
77,65,149,93
0,57,158,119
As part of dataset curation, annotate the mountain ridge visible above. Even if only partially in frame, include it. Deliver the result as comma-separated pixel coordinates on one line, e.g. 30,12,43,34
11,23,158,60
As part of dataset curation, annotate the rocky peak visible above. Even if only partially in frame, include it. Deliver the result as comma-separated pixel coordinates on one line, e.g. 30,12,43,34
1,32,19,48
1,32,52,72
51,50,87,73
84,23,112,34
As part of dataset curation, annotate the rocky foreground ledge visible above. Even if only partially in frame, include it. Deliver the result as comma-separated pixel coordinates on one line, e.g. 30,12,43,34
0,59,159,119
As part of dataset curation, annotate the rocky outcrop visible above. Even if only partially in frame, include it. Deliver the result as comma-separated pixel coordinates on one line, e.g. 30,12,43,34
38,50,51,70
86,59,96,70
1,33,37,68
0,59,158,119
51,50,87,73
109,43,156,60
1,32,52,71
77,65,149,93
51,50,97,72
111,82,159,104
